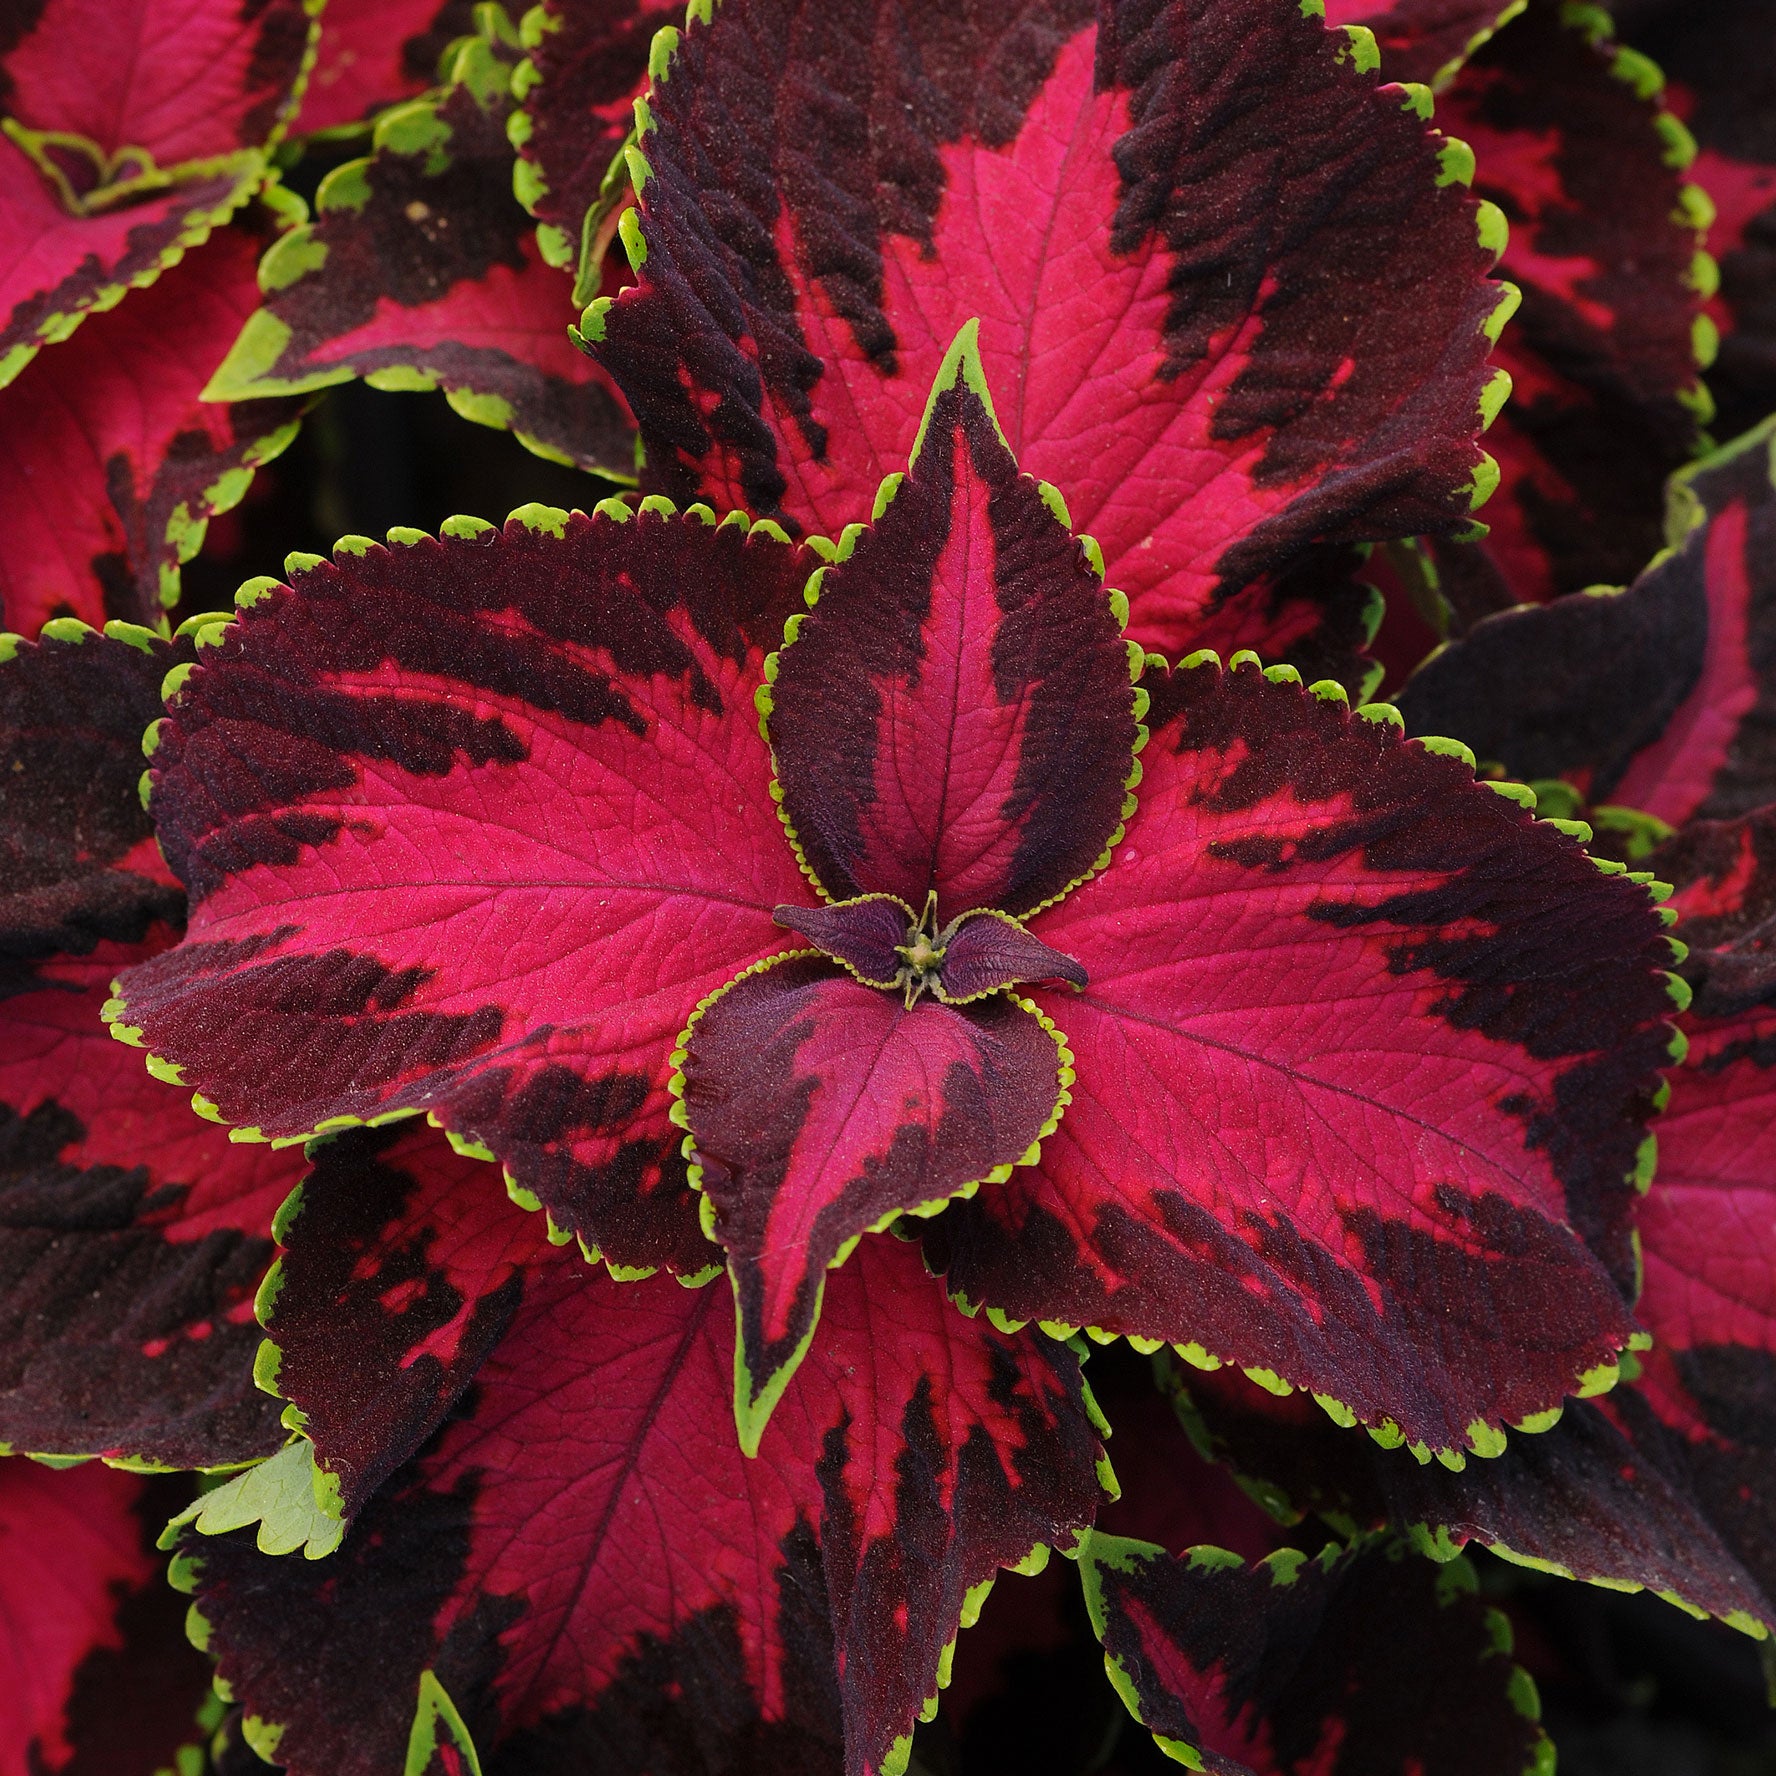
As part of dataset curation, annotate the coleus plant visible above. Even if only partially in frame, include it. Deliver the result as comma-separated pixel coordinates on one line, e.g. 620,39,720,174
0,0,1773,1772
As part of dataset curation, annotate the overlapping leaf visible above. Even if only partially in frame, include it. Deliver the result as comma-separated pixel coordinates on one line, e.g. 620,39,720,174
208,27,634,475
510,0,681,287
179,1231,1109,1776
1416,0,1711,618
0,0,317,386
1320,0,1523,88
0,1463,214,1775
0,205,305,634
924,657,1679,1455
1396,416,1776,827
587,0,1509,664
293,0,479,137
260,1122,554,1516
1080,1533,1547,1775
112,506,814,1277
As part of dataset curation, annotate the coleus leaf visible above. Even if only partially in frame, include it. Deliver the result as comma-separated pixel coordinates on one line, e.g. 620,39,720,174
0,627,182,958
586,0,1511,662
0,0,319,386
1413,0,1713,619
1633,0,1776,439
0,939,293,1466
293,0,479,138
923,655,1681,1456
1319,0,1523,90
206,26,635,476
509,0,682,288
111,504,815,1278
1167,1356,1776,1638
1079,1532,1548,1776
0,202,306,634
178,1232,1111,1776
0,0,319,168
0,1463,214,1776
1395,415,1776,828
258,1122,554,1516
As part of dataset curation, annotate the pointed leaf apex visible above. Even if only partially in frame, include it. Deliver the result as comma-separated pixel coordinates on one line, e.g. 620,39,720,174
908,319,1006,469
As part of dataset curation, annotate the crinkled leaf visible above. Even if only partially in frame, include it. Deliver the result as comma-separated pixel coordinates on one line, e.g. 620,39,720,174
0,1464,213,1775
1320,0,1522,89
767,332,1137,917
680,952,1066,1448
1418,1,1709,620
589,0,1507,661
181,1235,1108,1776
293,0,479,137
113,507,813,1277
209,30,633,475
1395,416,1776,826
1079,1532,1546,1776
0,627,182,958
0,0,317,167
1169,1358,1776,1637
0,939,292,1465
165,1437,345,1558
926,659,1677,1454
0,209,305,633
262,1123,553,1516
511,0,680,285
1634,0,1776,438
0,146,259,391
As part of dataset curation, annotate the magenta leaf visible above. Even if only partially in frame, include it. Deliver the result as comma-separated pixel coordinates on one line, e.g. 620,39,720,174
0,627,182,958
1396,416,1776,828
0,205,305,634
293,0,479,137
510,0,681,288
207,25,634,476
1421,1,1712,619
677,951,1068,1448
0,0,317,170
0,1465,214,1776
259,1122,555,1516
764,328,1139,920
1321,0,1522,88
587,0,1509,661
926,657,1680,1455
1080,1532,1547,1776
0,939,294,1466
178,1235,1109,1776
112,505,814,1278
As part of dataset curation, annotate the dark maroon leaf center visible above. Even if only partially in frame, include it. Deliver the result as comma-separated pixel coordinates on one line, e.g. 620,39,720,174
774,891,1086,1008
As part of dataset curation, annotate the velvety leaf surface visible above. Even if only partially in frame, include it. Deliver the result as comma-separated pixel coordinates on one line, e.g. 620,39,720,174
182,1236,1108,1776
589,0,1507,661
1394,418,1776,827
0,628,182,958
208,30,634,475
926,658,1678,1454
0,1464,213,1776
0,211,305,633
766,339,1138,918
293,0,478,137
262,1121,554,1516
1633,0,1776,438
0,145,258,391
1319,0,1522,88
1169,1358,1776,1636
1423,0,1709,617
679,952,1066,1445
0,0,316,167
113,507,813,1278
0,938,291,1465
1080,1533,1546,1776
511,0,680,283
